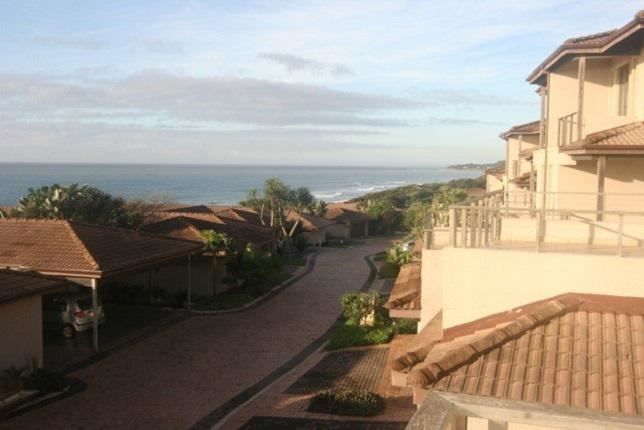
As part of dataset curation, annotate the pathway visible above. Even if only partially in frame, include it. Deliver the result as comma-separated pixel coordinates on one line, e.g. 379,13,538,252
2,238,391,430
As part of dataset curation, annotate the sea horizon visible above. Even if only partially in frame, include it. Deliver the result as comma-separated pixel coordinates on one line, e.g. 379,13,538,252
0,163,484,207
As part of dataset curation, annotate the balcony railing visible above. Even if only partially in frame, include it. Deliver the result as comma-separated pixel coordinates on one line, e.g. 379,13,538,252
557,112,578,147
506,190,644,215
439,204,644,257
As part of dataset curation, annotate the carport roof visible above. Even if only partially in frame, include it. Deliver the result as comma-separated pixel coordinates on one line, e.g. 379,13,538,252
0,269,66,304
0,219,204,278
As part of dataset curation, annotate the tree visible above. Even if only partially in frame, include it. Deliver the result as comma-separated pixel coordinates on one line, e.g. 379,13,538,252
200,230,232,254
291,187,315,213
312,200,328,217
366,199,400,234
403,201,433,238
429,186,467,226
240,178,321,238
12,184,144,229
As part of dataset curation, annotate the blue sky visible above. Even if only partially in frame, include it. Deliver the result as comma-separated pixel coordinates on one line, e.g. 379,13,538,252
1,1,642,166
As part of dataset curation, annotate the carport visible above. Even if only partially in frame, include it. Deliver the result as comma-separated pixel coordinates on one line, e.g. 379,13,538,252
0,270,67,370
0,219,203,352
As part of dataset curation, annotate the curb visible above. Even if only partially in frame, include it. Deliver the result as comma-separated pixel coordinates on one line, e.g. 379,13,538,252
191,252,318,315
188,253,380,430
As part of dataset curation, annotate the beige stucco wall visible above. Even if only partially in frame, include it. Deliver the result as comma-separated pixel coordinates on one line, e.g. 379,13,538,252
302,230,326,246
326,223,351,239
486,173,503,193
467,417,553,430
112,255,221,298
0,295,43,370
420,247,644,330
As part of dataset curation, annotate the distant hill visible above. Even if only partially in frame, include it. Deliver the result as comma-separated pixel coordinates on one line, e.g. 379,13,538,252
448,161,503,171
349,176,485,208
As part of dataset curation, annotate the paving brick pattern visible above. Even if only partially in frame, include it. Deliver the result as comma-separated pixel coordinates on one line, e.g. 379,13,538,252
286,348,389,394
2,239,392,430
239,416,407,429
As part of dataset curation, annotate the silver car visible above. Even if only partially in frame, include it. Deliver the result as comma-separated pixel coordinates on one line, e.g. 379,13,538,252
43,292,105,339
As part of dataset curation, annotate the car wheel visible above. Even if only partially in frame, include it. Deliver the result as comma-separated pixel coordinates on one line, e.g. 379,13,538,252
62,324,75,339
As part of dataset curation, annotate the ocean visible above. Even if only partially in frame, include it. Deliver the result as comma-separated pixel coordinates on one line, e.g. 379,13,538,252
0,163,483,206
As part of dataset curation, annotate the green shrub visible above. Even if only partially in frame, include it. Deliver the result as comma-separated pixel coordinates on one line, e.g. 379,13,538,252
393,318,418,334
378,261,399,279
294,234,308,252
340,292,385,326
308,390,385,416
327,324,394,350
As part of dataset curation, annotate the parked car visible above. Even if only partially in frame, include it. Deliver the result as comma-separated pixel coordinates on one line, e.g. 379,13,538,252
43,292,105,339
400,240,415,252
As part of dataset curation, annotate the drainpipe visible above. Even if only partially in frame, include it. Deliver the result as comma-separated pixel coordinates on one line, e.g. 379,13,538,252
187,254,192,311
91,278,99,352
539,76,550,242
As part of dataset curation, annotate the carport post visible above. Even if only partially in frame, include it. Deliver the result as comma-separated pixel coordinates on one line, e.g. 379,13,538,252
91,278,99,352
187,254,192,311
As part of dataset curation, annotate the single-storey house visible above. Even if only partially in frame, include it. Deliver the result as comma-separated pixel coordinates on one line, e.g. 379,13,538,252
0,270,66,370
0,218,203,351
287,211,338,247
146,210,276,252
325,203,374,238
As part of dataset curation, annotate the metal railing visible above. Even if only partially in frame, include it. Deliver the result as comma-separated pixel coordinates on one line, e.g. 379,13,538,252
558,112,578,147
444,204,644,257
505,190,644,217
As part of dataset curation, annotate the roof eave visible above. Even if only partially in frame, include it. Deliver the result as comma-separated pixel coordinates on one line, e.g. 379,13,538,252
527,20,644,85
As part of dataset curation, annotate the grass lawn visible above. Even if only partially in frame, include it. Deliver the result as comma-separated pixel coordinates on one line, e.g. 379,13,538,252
327,318,417,350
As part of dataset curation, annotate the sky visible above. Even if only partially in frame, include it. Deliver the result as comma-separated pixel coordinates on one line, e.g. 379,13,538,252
1,0,642,166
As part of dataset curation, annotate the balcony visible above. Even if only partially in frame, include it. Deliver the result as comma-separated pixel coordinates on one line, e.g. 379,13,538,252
424,191,644,257
557,112,578,147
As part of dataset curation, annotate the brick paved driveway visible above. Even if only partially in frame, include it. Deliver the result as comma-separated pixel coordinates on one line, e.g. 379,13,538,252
2,239,391,430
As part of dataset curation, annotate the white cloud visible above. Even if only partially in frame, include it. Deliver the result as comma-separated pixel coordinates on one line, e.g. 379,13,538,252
0,71,419,127
31,35,102,51
258,53,353,76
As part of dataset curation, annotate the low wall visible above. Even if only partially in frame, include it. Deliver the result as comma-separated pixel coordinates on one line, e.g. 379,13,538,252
0,295,43,370
421,247,644,330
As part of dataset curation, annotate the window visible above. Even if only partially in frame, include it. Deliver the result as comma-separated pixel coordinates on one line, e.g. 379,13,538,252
616,64,630,116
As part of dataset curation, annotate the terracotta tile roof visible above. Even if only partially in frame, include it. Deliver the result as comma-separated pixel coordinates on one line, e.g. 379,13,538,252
385,262,421,315
562,122,644,154
212,207,266,226
510,171,534,189
485,164,505,177
325,205,374,223
402,294,644,416
161,205,216,215
144,213,275,247
0,218,203,278
528,11,644,84
499,120,541,139
0,269,66,304
287,211,337,232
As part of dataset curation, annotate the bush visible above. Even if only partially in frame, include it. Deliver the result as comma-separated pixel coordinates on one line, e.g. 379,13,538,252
294,234,308,252
393,318,418,334
309,390,385,416
341,292,377,325
378,261,399,279
327,324,394,350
